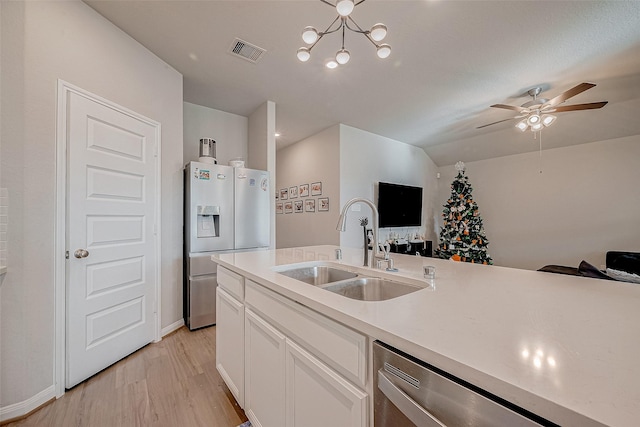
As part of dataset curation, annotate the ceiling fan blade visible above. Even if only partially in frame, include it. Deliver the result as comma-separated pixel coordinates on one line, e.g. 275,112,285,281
490,104,527,113
542,82,596,108
476,117,520,129
547,101,608,113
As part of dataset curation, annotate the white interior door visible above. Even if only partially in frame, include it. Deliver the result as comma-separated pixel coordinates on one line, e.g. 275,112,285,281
66,91,158,388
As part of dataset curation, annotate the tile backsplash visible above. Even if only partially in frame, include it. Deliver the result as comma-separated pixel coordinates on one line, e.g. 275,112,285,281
0,188,7,267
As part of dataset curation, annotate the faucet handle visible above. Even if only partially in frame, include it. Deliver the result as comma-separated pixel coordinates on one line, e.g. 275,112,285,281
379,241,390,259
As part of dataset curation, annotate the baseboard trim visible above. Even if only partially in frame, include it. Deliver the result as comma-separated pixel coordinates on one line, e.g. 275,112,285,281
0,385,55,424
161,319,184,337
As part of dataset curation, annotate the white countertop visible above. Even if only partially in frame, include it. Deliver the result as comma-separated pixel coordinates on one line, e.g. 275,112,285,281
214,245,640,427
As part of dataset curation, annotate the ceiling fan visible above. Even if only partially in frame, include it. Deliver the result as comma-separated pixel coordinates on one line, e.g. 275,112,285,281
477,82,608,132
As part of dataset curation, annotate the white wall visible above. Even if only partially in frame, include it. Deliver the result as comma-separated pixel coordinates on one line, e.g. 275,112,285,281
0,0,183,415
436,135,640,270
183,101,247,166
340,125,439,249
276,125,341,248
248,101,275,171
248,101,277,248
276,124,439,251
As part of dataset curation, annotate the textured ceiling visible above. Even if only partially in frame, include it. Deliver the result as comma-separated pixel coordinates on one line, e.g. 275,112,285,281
85,0,640,166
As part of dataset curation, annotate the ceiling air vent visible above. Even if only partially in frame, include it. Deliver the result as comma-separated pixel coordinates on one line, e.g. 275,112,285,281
229,38,266,63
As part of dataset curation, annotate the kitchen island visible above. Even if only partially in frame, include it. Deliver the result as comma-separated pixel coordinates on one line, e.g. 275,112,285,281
214,245,639,427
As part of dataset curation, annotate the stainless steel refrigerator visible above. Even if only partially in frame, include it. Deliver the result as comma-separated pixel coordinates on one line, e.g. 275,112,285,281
184,161,270,330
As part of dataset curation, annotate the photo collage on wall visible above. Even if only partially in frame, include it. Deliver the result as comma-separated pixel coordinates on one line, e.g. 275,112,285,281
276,181,328,214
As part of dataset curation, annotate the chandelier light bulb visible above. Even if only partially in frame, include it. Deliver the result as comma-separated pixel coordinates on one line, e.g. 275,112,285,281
542,114,557,127
515,119,528,132
325,59,339,69
370,23,387,42
530,123,543,132
297,47,311,62
336,49,350,65
302,26,319,45
336,0,355,16
376,44,391,59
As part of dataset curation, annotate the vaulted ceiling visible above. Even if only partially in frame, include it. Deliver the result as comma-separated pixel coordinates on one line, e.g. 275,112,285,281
86,0,640,166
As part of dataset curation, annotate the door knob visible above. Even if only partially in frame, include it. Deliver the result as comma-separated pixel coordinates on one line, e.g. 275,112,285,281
74,249,90,259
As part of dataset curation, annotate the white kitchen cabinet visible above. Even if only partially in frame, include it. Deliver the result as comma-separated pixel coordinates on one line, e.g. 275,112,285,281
244,279,367,388
285,339,368,427
216,286,245,407
215,269,369,427
244,308,286,427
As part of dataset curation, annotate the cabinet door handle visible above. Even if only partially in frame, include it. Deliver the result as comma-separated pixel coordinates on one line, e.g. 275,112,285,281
378,369,447,427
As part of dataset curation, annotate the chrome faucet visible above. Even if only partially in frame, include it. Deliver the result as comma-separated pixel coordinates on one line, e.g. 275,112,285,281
336,197,392,269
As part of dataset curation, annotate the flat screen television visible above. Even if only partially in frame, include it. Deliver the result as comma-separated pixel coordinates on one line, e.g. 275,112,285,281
377,182,423,228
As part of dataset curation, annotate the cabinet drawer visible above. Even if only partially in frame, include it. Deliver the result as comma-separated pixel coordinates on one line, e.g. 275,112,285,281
245,280,367,388
218,266,244,301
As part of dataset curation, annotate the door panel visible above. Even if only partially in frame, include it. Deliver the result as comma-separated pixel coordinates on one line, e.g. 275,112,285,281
66,91,157,388
285,340,367,427
85,256,144,297
245,308,286,427
216,287,245,407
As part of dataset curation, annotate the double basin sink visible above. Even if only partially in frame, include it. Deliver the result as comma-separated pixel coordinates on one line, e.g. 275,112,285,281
277,264,422,301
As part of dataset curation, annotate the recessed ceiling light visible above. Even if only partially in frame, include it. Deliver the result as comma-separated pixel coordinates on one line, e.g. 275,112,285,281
326,60,338,69
275,133,281,137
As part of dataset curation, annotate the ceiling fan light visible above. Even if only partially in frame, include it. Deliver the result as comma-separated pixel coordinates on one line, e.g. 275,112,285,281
527,114,541,126
325,59,338,69
530,123,543,132
336,0,354,16
376,44,391,59
297,47,311,62
515,120,528,132
542,114,557,127
336,48,350,65
302,26,319,44
370,23,387,42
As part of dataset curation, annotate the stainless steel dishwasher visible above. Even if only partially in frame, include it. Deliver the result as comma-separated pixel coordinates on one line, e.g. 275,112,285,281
373,341,557,427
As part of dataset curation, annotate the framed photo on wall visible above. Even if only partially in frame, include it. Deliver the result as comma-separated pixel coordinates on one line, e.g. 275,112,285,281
305,199,315,212
299,184,309,197
311,182,322,196
294,200,303,213
289,186,299,199
280,188,288,200
276,202,283,214
284,201,293,214
318,197,329,212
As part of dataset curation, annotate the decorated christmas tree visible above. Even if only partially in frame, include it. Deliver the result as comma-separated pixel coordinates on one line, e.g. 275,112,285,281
435,161,493,265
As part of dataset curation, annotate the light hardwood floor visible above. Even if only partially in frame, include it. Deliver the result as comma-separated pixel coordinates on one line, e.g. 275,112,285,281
5,326,248,427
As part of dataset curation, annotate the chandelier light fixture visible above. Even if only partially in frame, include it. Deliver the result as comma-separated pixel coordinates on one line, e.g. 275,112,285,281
297,0,390,68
